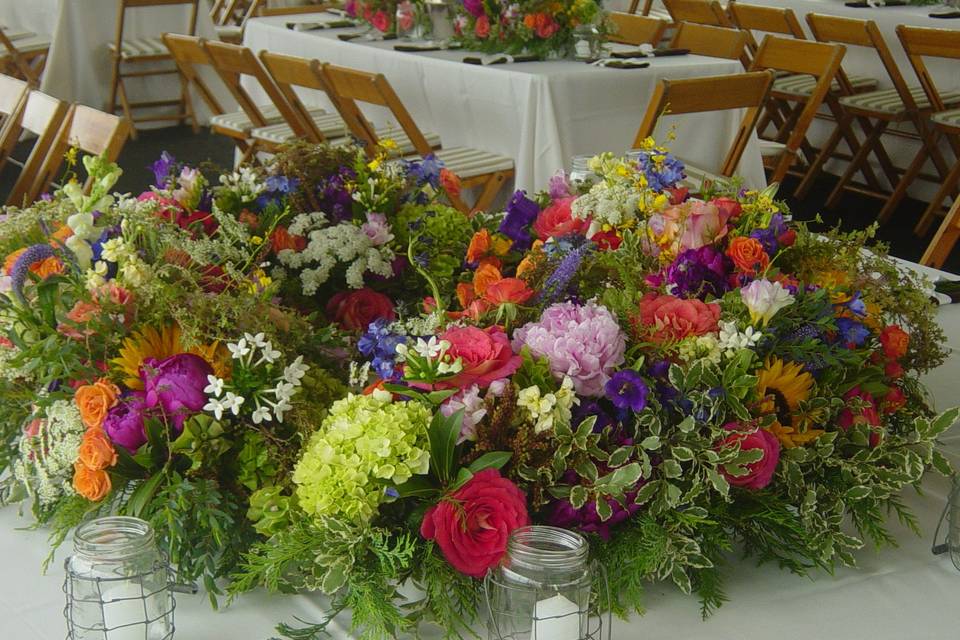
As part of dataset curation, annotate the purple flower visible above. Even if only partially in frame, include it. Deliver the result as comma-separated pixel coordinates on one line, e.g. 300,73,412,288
499,191,540,251
749,227,778,256
149,151,177,188
539,242,593,304
604,370,648,412
665,245,730,300
462,0,485,17
103,393,148,452
548,469,643,540
767,213,787,237
10,244,56,303
141,353,213,431
835,317,869,347
548,172,572,199
573,400,615,432
406,154,443,188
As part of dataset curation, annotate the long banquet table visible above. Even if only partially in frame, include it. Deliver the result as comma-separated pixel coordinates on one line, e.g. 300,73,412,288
242,14,767,193
1,262,959,639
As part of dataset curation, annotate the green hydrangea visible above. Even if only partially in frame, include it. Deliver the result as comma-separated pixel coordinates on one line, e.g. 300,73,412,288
394,203,473,290
293,392,431,523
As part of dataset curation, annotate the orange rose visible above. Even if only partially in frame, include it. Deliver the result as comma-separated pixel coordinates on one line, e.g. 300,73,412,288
32,256,64,278
726,236,769,275
879,325,909,360
466,230,492,264
473,262,503,297
75,379,120,429
78,428,118,471
73,462,112,501
440,168,461,199
457,282,476,308
483,278,535,305
523,14,536,28
271,226,306,253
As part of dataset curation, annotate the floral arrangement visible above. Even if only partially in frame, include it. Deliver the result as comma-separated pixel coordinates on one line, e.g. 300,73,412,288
451,0,604,57
1,138,957,640
345,0,398,34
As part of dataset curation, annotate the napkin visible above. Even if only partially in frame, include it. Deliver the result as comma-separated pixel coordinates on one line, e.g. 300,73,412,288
462,54,540,65
338,32,398,41
844,0,906,7
287,20,355,31
610,47,690,59
930,9,960,17
591,58,651,69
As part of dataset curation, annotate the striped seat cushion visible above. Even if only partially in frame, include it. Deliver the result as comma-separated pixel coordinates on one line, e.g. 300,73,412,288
773,73,877,98
680,164,726,190
4,35,50,54
757,139,786,158
839,85,960,115
210,104,299,134
374,127,442,156
931,108,960,131
433,147,514,179
1,28,36,41
108,37,168,59
214,25,243,40
251,112,349,144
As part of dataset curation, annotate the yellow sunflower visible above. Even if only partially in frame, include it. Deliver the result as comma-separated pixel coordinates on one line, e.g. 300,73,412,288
755,357,823,448
112,324,227,389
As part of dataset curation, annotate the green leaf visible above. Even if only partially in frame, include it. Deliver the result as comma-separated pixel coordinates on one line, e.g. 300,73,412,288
112,442,148,479
844,485,871,501
321,559,349,594
677,416,696,434
426,389,459,405
705,469,730,497
125,473,165,519
634,481,659,504
661,459,682,479
450,467,474,491
640,435,661,451
467,451,512,473
575,459,599,483
672,446,694,462
927,407,960,439
428,409,462,485
598,462,642,491
143,417,168,469
394,475,439,499
932,449,954,477
569,485,588,509
607,446,633,468
595,496,613,522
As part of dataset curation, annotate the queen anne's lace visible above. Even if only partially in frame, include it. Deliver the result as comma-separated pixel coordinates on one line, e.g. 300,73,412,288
279,221,395,293
13,400,85,506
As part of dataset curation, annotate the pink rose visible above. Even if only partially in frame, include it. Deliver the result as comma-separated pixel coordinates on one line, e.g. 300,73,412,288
475,15,490,38
532,197,589,241
634,292,720,343
718,423,780,490
535,18,559,39
660,199,734,252
421,469,530,578
436,325,521,389
838,386,883,447
371,9,390,32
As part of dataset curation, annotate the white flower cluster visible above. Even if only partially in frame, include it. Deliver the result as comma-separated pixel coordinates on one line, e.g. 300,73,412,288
219,166,266,201
717,320,763,357
203,333,309,425
571,181,641,227
394,337,463,376
517,376,579,434
12,401,85,506
389,311,442,338
279,222,395,293
348,361,371,387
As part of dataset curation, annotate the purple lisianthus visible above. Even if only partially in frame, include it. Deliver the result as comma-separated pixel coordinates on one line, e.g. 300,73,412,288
499,191,540,251
749,227,778,256
141,353,213,431
604,370,649,412
665,245,730,300
835,317,870,347
462,0,485,17
149,151,177,188
406,154,444,189
316,167,356,222
103,393,148,452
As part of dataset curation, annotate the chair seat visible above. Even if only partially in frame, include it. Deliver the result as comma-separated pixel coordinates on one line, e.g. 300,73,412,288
251,112,349,144
758,139,786,158
108,37,169,60
931,108,960,132
679,163,726,190
210,104,318,135
214,25,243,41
773,73,877,98
2,35,50,55
374,127,442,156
433,147,514,179
0,28,36,41
840,85,960,116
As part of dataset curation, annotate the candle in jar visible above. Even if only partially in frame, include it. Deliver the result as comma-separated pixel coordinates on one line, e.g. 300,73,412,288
532,593,582,640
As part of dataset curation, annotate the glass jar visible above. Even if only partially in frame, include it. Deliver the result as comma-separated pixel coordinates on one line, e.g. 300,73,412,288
573,23,604,61
64,516,175,640
425,0,454,44
396,0,431,41
569,155,596,185
485,526,598,640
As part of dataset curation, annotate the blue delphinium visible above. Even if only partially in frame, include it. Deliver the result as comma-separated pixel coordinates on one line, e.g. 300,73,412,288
633,149,686,191
358,319,408,381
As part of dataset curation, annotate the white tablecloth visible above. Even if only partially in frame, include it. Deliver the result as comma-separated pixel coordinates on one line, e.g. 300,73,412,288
1,263,959,639
0,0,222,123
242,14,767,193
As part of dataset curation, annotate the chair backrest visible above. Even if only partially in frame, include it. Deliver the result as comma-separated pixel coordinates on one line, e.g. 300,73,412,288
0,74,29,167
663,0,733,27
321,63,434,157
669,22,749,62
259,50,340,143
114,0,199,52
4,91,69,206
896,25,960,114
626,0,655,15
607,13,667,46
729,2,805,55
634,70,775,176
807,14,916,112
30,104,130,203
162,33,227,116
0,28,45,87
212,0,264,26
204,40,306,133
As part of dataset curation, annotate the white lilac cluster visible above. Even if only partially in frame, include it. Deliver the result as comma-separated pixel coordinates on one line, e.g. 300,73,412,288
717,320,763,357
517,376,579,434
219,166,266,202
12,400,85,506
279,212,395,293
203,333,309,425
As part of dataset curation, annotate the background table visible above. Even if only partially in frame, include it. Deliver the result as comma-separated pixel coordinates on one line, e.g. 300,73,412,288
242,14,767,193
0,0,221,123
1,261,958,639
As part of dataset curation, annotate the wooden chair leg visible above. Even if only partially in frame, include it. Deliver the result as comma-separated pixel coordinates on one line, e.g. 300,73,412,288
794,119,845,199
108,56,122,116
768,148,797,185
876,128,933,224
824,120,887,209
470,171,511,214
914,157,960,237
179,75,199,133
115,76,137,141
920,195,960,268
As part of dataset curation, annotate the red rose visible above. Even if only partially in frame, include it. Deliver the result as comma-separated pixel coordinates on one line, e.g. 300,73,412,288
326,288,396,331
435,325,521,389
881,386,907,414
475,15,490,38
879,325,909,360
271,226,306,253
711,197,742,222
532,196,589,241
591,229,622,251
718,423,780,490
635,292,720,343
884,360,904,379
420,469,530,578
777,228,797,247
371,9,390,32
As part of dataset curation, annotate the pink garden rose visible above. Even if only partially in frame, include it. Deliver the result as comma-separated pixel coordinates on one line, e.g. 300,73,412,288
657,199,734,253
634,292,720,343
436,325,522,389
371,9,390,32
718,423,780,490
532,196,589,241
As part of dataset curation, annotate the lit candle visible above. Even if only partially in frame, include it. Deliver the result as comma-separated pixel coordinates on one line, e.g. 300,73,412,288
533,593,582,640
100,583,150,640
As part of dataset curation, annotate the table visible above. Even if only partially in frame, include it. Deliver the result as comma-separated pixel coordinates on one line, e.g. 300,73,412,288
1,263,958,639
242,14,767,193
0,0,222,123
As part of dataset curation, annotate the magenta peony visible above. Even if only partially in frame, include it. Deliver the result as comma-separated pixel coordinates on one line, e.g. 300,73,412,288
103,393,148,452
141,353,213,431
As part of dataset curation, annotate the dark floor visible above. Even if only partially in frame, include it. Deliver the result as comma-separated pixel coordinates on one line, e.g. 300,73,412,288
1,125,957,274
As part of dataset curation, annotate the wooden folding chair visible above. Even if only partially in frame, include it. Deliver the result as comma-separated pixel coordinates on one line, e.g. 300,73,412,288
212,0,265,42
805,16,956,218
30,104,130,202
0,28,50,88
2,91,69,206
626,0,656,15
897,25,960,237
0,74,29,173
663,0,733,27
747,35,846,185
920,195,960,268
607,13,667,47
634,70,775,182
322,64,515,214
668,22,749,63
107,0,200,138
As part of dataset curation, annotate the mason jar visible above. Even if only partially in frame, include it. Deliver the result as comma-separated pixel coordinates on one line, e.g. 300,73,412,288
64,516,175,640
485,526,597,640
569,156,596,185
948,474,960,570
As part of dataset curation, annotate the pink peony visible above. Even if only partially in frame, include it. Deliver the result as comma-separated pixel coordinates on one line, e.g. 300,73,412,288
512,301,626,397
532,196,589,241
635,292,720,343
436,326,521,389
718,423,780,490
